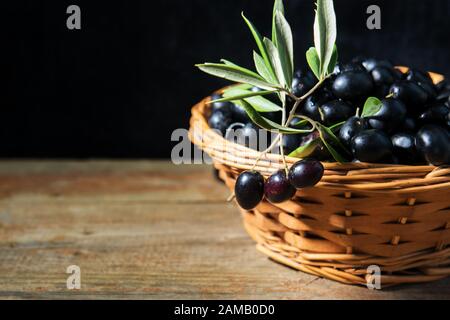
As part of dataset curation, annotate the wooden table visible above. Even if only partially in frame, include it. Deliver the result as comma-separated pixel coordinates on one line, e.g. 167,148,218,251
0,160,449,299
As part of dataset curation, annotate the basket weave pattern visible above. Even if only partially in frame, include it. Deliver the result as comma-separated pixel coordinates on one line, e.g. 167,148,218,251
189,85,450,287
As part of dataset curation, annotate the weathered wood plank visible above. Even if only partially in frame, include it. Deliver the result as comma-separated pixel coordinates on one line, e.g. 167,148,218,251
0,160,449,299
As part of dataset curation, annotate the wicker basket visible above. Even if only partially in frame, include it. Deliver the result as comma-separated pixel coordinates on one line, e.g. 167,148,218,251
188,70,450,287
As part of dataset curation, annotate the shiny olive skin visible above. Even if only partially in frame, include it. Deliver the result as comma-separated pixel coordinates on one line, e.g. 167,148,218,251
339,116,370,148
368,98,407,133
231,103,250,123
292,69,316,97
371,67,396,87
282,134,304,155
416,125,450,166
288,159,324,189
406,69,433,84
419,104,450,126
436,88,450,102
362,58,394,72
400,116,417,133
230,122,264,150
351,130,394,163
235,171,265,210
210,93,233,115
332,71,374,102
302,90,334,121
319,100,355,126
391,133,420,164
208,111,232,136
389,81,428,108
296,131,330,160
266,111,283,123
339,62,366,73
264,170,297,203
371,67,399,98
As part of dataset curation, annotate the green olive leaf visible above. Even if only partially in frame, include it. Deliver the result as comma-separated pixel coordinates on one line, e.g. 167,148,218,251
361,97,383,118
242,13,275,80
318,123,350,155
306,47,321,80
239,100,313,134
274,11,294,88
264,37,286,87
314,0,337,77
288,138,321,158
272,0,285,45
196,63,278,91
253,52,277,84
211,88,275,103
327,45,338,75
222,88,282,112
318,125,349,163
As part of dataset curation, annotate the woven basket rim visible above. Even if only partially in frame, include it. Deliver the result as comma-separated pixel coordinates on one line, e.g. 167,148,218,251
189,67,450,193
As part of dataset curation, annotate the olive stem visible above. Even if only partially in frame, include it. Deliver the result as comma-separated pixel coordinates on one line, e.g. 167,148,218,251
250,134,281,171
280,93,289,173
284,76,330,127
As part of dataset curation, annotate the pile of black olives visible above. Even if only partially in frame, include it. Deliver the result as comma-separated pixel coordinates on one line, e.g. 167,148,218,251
208,57,450,167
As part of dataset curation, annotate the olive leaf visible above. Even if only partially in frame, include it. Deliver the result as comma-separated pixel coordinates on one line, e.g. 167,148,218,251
222,88,282,112
254,52,277,84
327,45,338,75
196,63,278,91
274,11,294,87
318,125,349,163
288,138,321,158
272,0,285,45
264,38,286,87
306,47,321,80
239,100,313,134
314,0,337,77
328,121,345,131
242,13,275,81
318,123,350,155
361,97,383,118
211,88,275,103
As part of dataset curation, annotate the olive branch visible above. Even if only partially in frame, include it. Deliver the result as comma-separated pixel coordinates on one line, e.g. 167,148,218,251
195,0,344,166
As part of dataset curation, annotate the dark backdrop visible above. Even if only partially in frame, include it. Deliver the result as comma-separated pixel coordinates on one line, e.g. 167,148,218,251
3,0,450,158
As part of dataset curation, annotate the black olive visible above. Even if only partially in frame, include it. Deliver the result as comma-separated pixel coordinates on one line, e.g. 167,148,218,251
416,125,450,166
292,69,316,97
319,100,355,126
264,170,297,203
362,58,394,72
417,81,437,101
389,80,428,109
419,103,450,126
235,171,265,210
231,103,250,123
399,116,417,134
391,133,420,164
282,134,303,155
371,67,396,87
351,129,393,163
208,111,233,136
340,62,366,73
406,68,433,85
368,98,407,133
436,88,450,102
302,90,334,121
288,159,324,189
210,93,233,115
332,71,374,102
339,116,370,148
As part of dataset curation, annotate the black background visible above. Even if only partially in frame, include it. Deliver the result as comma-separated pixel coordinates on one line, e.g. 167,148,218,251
3,0,450,158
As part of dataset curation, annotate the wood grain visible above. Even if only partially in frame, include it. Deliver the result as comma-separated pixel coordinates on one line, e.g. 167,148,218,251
0,160,449,299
